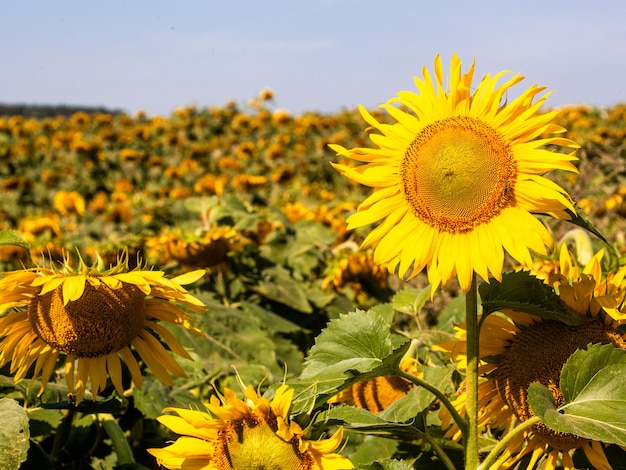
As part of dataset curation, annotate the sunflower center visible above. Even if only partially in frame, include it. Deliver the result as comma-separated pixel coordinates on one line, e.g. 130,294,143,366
400,116,516,233
215,418,311,470
494,319,626,450
28,281,146,357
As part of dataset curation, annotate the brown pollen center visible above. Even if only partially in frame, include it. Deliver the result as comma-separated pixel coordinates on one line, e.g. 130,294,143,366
400,116,517,234
28,281,146,357
493,319,626,450
214,417,312,470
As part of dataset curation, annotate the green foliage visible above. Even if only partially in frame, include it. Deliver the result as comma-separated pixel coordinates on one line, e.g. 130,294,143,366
528,344,626,445
1,101,626,468
0,229,30,251
0,398,29,470
479,270,592,326
290,309,410,412
357,459,415,470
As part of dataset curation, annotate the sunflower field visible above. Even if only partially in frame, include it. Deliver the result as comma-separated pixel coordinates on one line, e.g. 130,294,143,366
2,57,626,470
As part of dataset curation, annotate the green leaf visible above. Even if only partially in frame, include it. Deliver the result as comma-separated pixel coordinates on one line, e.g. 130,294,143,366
253,266,313,313
479,270,591,326
379,365,455,423
0,229,30,251
349,435,398,466
323,405,391,427
528,344,626,445
565,203,607,243
27,408,63,437
289,310,410,412
300,309,396,381
0,398,29,470
320,406,421,440
40,395,126,413
560,343,626,402
357,459,415,470
436,293,467,333
392,287,431,316
133,380,202,419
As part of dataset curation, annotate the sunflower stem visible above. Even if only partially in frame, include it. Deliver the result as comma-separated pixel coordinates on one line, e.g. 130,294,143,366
100,413,135,465
465,274,480,469
51,407,75,462
397,369,467,437
419,426,457,470
478,417,541,470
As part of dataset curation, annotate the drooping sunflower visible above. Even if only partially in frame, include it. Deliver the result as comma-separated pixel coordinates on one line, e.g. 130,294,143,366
0,253,206,404
437,248,626,469
149,384,353,469
330,54,579,292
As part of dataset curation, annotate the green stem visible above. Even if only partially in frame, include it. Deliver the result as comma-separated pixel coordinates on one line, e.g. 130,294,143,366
420,427,457,470
465,274,480,469
478,417,540,470
397,369,468,439
100,413,135,465
51,407,75,462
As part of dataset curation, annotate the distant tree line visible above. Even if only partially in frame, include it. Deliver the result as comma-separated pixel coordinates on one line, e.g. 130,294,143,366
0,103,123,118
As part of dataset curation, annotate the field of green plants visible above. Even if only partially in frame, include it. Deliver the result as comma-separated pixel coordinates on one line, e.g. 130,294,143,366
1,96,626,469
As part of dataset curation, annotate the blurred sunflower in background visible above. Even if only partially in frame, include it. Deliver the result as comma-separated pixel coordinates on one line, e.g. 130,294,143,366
330,53,579,292
437,247,626,469
158,225,242,273
149,384,353,469
322,250,390,305
0,253,206,404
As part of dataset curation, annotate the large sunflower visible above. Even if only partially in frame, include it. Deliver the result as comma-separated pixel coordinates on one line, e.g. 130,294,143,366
149,384,353,470
437,247,626,469
0,254,206,404
330,54,579,292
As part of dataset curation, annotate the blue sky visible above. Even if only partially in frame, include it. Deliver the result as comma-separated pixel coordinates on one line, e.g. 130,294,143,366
1,0,625,116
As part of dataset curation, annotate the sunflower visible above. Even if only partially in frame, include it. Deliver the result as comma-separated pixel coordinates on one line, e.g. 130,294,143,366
161,225,242,272
437,248,626,469
0,253,206,405
321,251,389,305
330,54,579,292
149,384,353,469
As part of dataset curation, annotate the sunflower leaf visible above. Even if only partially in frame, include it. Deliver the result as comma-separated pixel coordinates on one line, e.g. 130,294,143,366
565,203,607,243
0,229,30,251
350,436,398,466
132,380,202,419
0,398,29,470
288,309,410,412
252,266,313,313
560,343,626,402
379,365,455,423
356,459,416,470
320,405,422,440
528,344,626,445
392,287,431,316
478,270,591,326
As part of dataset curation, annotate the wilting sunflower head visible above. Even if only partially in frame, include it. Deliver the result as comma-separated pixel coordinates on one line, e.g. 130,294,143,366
0,252,206,404
330,53,579,292
149,384,354,470
436,252,626,469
